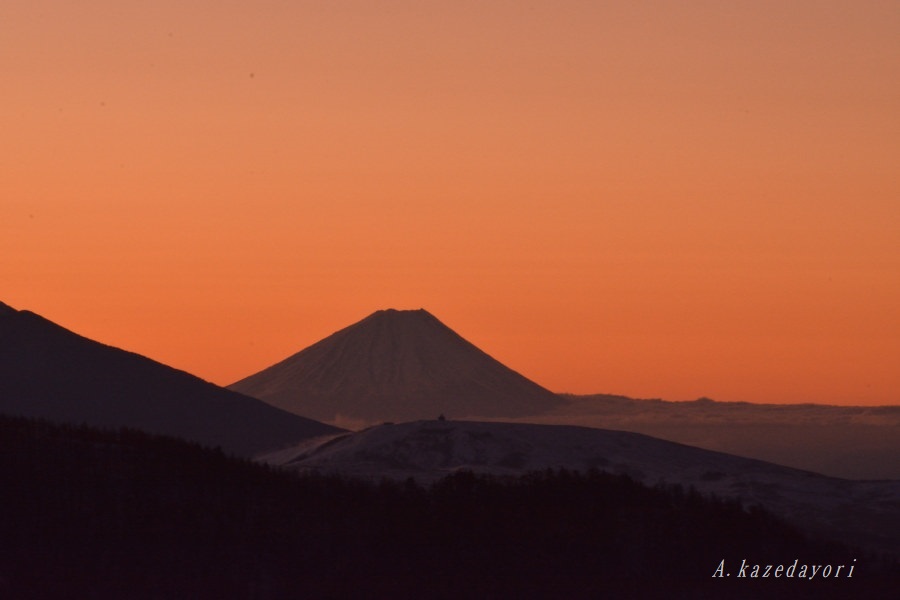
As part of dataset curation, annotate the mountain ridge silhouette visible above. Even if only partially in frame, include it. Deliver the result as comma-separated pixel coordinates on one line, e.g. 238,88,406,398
0,301,341,455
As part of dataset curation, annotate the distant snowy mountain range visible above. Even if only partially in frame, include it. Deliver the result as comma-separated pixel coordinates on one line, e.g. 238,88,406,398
231,308,899,480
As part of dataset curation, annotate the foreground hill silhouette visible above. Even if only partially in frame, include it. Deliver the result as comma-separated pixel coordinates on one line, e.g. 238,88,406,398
230,309,562,423
0,301,340,456
3,414,894,599
262,419,900,557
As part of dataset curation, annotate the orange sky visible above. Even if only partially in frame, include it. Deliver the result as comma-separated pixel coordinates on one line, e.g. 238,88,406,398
3,1,898,405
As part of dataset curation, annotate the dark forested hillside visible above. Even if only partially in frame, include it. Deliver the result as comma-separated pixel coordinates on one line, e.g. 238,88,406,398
0,415,895,599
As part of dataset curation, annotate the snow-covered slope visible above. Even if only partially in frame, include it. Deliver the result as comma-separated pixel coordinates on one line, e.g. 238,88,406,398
261,419,900,555
230,309,562,423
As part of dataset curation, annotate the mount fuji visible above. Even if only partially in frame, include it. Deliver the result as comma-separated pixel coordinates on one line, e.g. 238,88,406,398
230,309,562,423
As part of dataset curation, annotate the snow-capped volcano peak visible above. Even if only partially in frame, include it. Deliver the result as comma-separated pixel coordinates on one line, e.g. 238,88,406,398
230,309,561,423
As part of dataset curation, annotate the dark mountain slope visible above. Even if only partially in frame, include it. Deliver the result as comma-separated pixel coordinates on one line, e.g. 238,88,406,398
230,308,562,423
0,301,340,456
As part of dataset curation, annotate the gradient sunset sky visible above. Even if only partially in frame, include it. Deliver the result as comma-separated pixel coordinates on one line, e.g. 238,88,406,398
3,1,898,405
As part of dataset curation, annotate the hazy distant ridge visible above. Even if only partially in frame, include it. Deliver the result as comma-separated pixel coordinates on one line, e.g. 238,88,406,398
528,394,900,480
